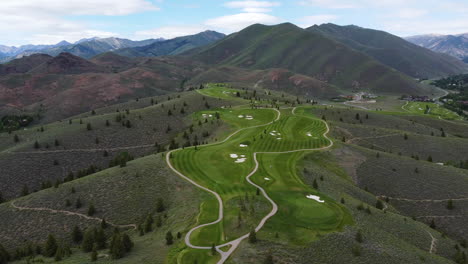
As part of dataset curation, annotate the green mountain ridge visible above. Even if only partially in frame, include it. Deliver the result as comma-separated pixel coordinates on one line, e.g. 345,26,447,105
308,23,468,79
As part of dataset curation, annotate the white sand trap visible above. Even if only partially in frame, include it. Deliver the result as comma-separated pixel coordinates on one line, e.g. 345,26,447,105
238,115,244,118
235,158,247,163
269,132,276,136
307,132,312,137
276,138,282,140
272,130,277,133
264,177,271,181
239,144,248,147
306,194,325,203
246,117,254,120
209,114,213,117
418,108,423,110
240,155,246,158
202,114,208,118
230,154,239,158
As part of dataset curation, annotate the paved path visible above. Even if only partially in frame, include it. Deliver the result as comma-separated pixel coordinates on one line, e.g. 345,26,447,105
166,107,333,263
10,201,137,229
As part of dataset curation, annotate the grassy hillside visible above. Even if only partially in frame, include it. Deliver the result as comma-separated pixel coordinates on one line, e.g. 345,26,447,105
1,84,467,264
191,23,428,96
308,24,468,79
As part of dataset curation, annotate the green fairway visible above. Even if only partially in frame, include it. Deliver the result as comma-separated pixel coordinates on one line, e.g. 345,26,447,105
168,105,351,263
196,83,245,101
403,101,462,120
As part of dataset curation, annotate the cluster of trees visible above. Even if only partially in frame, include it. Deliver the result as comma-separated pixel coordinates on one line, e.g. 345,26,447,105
0,115,34,133
109,152,134,168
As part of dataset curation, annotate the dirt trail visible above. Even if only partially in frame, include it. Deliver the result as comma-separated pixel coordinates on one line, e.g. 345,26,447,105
11,201,137,229
8,144,154,154
166,107,333,264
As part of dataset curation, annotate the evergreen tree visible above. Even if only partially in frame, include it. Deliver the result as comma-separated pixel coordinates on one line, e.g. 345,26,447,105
248,230,257,243
375,200,384,210
264,254,274,264
44,234,58,257
91,245,98,261
87,123,92,131
144,214,153,232
404,133,408,140
87,203,96,216
21,184,29,196
95,228,107,249
75,198,82,209
427,155,433,162
54,246,64,261
166,231,173,245
13,134,19,143
109,233,125,259
211,244,216,256
156,198,165,212
71,226,83,244
34,140,40,149
0,243,10,264
447,199,454,210
312,179,318,189
355,230,363,243
430,219,436,229
122,234,133,252
101,218,108,229
81,229,95,252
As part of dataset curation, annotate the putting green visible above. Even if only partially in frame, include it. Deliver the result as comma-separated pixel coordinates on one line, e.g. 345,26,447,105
403,101,462,120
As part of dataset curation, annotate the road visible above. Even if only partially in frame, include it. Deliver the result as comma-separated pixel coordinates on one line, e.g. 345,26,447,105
166,107,334,263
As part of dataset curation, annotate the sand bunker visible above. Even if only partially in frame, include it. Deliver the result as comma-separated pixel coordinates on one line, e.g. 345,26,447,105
276,138,282,140
306,194,325,203
230,154,239,158
238,115,244,118
245,115,254,120
264,177,271,181
307,132,312,137
239,144,248,147
235,158,247,163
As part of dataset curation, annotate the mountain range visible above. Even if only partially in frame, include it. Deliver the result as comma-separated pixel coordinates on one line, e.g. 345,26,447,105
406,33,468,63
1,23,467,123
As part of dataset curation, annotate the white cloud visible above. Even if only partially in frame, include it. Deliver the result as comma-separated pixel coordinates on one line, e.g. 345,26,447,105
134,25,210,40
394,8,428,19
298,0,356,9
0,0,158,46
383,18,468,36
297,15,338,27
224,1,281,12
0,0,158,16
205,12,283,32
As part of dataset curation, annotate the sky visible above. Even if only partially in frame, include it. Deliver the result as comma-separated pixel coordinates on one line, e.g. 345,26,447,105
0,0,467,46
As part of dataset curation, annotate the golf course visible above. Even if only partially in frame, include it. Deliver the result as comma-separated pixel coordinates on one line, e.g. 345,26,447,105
167,86,352,263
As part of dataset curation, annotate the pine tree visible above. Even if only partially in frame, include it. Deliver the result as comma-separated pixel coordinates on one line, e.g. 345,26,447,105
13,134,19,143
71,226,83,244
87,203,96,216
101,218,108,229
109,233,125,259
264,254,274,264
312,179,318,189
82,229,95,252
122,234,133,252
95,228,107,249
0,192,4,204
447,199,454,210
355,230,363,243
87,123,92,131
404,133,408,140
75,198,82,209
0,243,10,264
156,198,165,212
21,184,29,196
427,155,433,162
248,230,257,243
34,140,40,149
166,231,173,245
375,200,384,210
211,244,216,256
144,214,153,232
54,246,64,261
91,245,98,261
44,234,58,257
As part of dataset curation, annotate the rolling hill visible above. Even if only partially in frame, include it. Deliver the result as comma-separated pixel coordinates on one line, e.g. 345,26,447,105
308,24,468,79
406,33,468,63
190,23,429,96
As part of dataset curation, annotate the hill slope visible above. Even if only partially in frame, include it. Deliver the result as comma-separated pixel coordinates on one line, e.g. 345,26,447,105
191,23,428,96
406,33,468,62
308,24,468,78
115,31,225,57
